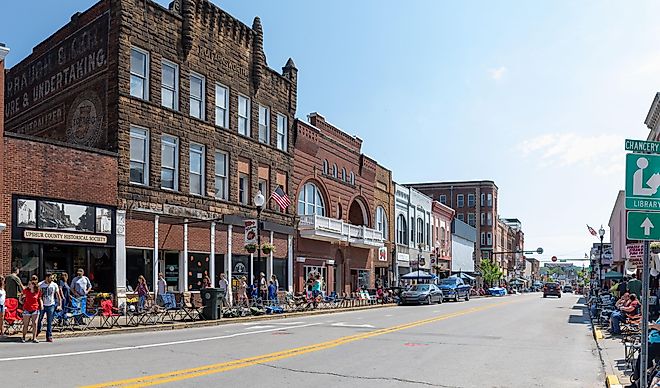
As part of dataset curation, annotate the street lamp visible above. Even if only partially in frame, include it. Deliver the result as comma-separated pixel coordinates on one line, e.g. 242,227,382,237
417,243,424,285
599,225,605,290
254,191,265,292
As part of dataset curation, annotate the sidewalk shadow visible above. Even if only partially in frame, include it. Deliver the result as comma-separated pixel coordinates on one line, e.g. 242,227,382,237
0,336,25,343
568,299,591,325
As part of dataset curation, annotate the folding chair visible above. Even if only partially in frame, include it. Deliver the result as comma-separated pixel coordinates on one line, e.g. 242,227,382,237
66,297,97,330
181,292,202,321
160,293,182,322
3,298,23,335
98,300,121,328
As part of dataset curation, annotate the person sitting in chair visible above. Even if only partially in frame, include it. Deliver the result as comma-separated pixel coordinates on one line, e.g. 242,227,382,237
611,293,640,335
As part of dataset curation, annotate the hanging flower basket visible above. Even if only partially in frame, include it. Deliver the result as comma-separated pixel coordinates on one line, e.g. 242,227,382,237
244,243,257,253
652,242,660,254
261,243,276,255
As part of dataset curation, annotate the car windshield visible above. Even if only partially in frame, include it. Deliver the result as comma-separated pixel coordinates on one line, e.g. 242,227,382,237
409,285,430,292
439,279,458,285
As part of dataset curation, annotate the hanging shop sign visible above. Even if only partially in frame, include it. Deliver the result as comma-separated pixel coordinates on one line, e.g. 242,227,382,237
244,219,257,244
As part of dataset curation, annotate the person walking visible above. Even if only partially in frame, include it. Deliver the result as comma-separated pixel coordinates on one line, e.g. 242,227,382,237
136,275,149,312
5,267,24,299
58,273,71,311
0,276,5,336
21,279,41,343
628,274,642,299
259,273,268,302
268,281,277,304
156,273,167,306
271,275,279,292
312,274,322,308
217,273,230,308
37,273,61,343
238,276,248,306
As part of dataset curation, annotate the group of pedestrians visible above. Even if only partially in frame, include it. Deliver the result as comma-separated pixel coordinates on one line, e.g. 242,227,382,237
0,267,92,343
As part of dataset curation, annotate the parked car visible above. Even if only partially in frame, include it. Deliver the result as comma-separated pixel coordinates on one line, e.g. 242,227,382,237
437,276,471,302
399,284,443,305
562,285,573,293
543,282,561,298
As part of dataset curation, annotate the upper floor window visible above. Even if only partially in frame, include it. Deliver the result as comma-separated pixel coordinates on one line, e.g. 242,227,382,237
487,213,492,226
342,168,346,182
396,214,407,245
323,160,329,175
376,206,388,240
276,114,288,151
297,182,325,216
467,213,476,227
457,213,464,222
129,126,149,185
487,193,493,207
350,172,355,185
130,47,149,100
238,96,251,136
481,212,485,226
410,216,415,244
417,218,424,247
214,151,228,200
258,105,270,144
332,164,337,178
258,178,268,200
487,232,493,246
439,194,447,205
161,135,178,190
480,193,485,206
161,60,179,110
239,173,249,205
189,73,205,119
214,84,229,128
480,232,486,246
457,194,464,208
189,143,205,195
467,194,475,207
483,251,490,259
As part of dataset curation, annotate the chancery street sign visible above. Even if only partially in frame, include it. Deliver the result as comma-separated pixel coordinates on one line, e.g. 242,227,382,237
625,139,660,153
625,153,660,210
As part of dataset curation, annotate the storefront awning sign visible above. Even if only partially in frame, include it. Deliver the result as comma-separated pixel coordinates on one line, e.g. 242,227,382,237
24,230,107,244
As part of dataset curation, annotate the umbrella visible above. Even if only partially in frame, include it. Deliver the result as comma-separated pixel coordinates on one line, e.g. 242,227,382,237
400,270,436,280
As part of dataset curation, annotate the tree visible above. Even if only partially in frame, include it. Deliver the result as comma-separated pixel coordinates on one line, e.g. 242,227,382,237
480,259,503,287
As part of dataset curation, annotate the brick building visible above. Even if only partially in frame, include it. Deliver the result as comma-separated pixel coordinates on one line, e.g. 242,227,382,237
431,200,454,278
406,180,499,275
373,163,395,287
292,113,385,293
3,0,298,299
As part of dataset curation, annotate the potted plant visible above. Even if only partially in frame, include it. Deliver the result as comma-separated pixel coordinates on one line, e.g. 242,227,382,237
261,243,276,255
652,242,660,254
244,243,257,253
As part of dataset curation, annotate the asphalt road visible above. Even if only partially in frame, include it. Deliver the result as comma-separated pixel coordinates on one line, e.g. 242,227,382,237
0,293,603,388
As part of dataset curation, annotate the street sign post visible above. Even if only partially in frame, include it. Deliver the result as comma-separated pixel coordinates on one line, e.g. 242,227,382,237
627,211,660,240
625,139,660,153
625,153,660,210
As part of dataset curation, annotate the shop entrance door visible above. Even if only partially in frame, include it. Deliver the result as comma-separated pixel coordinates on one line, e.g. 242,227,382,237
43,245,73,280
162,252,179,291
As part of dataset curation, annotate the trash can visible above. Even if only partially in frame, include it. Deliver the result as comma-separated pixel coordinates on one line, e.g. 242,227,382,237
201,288,226,320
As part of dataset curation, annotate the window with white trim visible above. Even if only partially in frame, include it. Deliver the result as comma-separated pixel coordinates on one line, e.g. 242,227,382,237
467,194,475,207
481,212,485,226
487,212,492,226
276,114,287,151
258,105,270,144
214,151,228,200
481,232,486,246
480,193,485,206
439,195,447,205
416,218,424,247
323,160,328,175
258,178,268,199
332,164,337,178
297,182,325,216
189,73,205,119
487,193,493,207
350,172,355,185
161,135,178,190
238,95,250,136
239,173,249,205
396,214,407,244
486,232,492,246
130,47,149,100
457,213,464,222
189,143,205,195
341,168,346,182
467,213,476,227
410,216,415,244
130,127,149,185
376,206,388,240
161,60,179,110
457,194,464,208
214,84,229,128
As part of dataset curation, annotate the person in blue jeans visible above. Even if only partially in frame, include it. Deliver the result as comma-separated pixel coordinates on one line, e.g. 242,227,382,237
37,273,62,342
611,294,640,335
267,281,277,304
136,275,149,312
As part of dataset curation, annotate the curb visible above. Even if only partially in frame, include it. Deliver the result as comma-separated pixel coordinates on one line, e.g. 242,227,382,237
43,303,396,339
591,320,625,388
606,374,622,388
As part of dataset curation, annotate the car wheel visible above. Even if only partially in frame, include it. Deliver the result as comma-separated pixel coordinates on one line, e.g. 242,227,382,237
543,294,547,298
465,292,470,301
426,296,432,305
558,295,561,298
438,296,443,304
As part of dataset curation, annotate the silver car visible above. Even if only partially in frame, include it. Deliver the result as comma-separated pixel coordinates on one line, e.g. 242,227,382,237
399,284,444,305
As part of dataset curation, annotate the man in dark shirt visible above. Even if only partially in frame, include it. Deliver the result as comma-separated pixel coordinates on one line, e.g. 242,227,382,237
628,274,642,299
619,277,628,297
5,267,24,299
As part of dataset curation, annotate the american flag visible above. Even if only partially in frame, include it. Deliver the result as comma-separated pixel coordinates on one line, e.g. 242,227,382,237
587,224,597,237
271,186,291,210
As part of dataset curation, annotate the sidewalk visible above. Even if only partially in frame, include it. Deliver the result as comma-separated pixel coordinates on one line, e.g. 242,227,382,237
5,303,395,341
592,320,630,388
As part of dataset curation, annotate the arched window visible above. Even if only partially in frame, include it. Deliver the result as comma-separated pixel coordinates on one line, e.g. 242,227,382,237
342,167,346,182
350,172,355,185
332,164,337,178
417,218,424,248
376,206,388,240
396,214,407,245
322,159,328,175
297,182,325,216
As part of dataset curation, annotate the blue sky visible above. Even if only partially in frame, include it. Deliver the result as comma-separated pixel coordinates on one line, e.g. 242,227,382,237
2,1,659,263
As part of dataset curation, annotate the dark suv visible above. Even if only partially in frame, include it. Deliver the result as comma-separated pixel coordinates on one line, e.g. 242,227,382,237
543,282,561,298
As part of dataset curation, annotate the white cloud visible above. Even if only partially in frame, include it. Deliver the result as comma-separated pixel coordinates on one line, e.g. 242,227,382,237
488,66,507,81
518,132,625,176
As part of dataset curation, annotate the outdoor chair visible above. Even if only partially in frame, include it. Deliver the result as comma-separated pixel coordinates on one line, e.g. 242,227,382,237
181,292,202,321
59,297,96,331
160,293,185,322
98,299,121,329
3,298,23,335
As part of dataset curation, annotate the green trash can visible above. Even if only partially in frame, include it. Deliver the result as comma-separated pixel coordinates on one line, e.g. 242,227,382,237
201,288,225,320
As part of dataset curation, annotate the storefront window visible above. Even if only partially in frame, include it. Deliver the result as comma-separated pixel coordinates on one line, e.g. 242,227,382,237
304,265,327,291
273,258,288,291
231,255,250,293
39,201,95,232
188,253,210,291
17,199,37,228
12,243,40,284
126,249,153,290
90,248,114,293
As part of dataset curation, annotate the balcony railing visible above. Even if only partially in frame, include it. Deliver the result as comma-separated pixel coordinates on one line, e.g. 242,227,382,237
298,214,385,248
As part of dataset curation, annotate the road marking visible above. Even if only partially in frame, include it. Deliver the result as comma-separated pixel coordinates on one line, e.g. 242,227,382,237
331,322,375,328
244,325,275,330
0,323,321,362
84,300,516,388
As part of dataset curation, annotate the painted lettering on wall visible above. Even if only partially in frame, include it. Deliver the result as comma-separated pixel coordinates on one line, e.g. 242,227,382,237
197,47,250,79
14,106,65,135
5,12,109,121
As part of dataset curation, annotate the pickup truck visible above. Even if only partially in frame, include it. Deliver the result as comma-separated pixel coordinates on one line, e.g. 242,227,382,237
437,276,471,302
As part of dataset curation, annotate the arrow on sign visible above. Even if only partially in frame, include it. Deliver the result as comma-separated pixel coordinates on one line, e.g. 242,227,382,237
642,217,655,236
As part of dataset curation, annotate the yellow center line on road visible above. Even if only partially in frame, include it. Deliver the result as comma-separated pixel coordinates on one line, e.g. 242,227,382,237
82,298,518,388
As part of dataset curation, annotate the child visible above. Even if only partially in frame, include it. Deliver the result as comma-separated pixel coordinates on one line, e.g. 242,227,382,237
0,276,5,336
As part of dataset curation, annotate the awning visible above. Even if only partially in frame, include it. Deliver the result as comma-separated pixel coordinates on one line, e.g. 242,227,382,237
401,270,436,280
604,271,623,279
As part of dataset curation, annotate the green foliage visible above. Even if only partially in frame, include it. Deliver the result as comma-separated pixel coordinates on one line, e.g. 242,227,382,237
480,259,503,287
